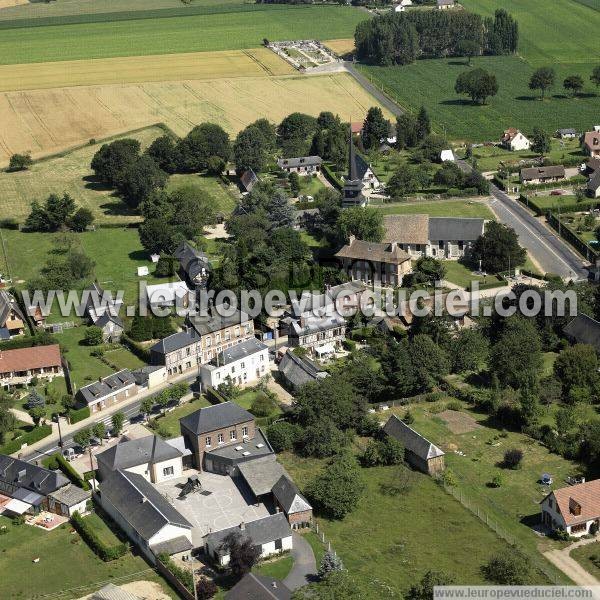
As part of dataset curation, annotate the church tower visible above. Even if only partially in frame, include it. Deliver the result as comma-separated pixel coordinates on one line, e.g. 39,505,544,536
342,126,367,209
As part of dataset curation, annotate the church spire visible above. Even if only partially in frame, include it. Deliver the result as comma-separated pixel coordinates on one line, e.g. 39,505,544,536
348,124,359,182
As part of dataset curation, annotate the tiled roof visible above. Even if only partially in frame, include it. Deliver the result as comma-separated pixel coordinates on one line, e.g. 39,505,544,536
0,344,61,374
428,217,486,242
335,238,411,265
546,479,600,526
225,573,291,600
584,131,600,150
520,165,565,181
0,290,25,328
180,401,254,435
383,214,429,245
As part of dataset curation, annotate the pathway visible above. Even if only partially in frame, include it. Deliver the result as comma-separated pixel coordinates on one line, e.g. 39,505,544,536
283,532,317,591
544,537,600,586
10,407,34,426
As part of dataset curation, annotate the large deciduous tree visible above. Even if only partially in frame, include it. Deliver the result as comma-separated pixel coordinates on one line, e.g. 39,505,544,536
472,221,526,274
362,106,389,150
454,68,499,105
529,67,555,100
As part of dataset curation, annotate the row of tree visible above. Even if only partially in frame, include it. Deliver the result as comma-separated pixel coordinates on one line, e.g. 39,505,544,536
355,9,518,66
25,193,94,233
529,65,600,99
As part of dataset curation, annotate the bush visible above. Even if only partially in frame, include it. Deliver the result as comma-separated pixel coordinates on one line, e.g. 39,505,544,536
249,391,278,418
56,453,90,490
71,512,127,561
481,552,530,585
8,153,33,172
503,448,523,469
68,405,90,424
157,553,194,593
342,339,357,352
446,400,462,411
488,474,503,488
265,421,302,453
0,424,52,454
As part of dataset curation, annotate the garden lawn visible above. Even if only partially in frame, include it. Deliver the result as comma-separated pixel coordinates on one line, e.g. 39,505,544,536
298,175,327,198
0,515,175,599
570,542,600,578
0,6,367,64
389,400,581,569
151,397,211,438
472,139,584,173
359,56,600,142
443,261,489,289
524,195,578,211
1,227,161,305
104,347,146,371
377,199,494,219
54,326,114,388
166,173,238,217
278,454,540,593
253,554,294,579
83,511,122,547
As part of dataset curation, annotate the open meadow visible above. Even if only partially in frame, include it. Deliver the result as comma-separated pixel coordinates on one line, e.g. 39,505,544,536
0,5,366,64
359,0,600,141
0,73,390,166
376,199,494,219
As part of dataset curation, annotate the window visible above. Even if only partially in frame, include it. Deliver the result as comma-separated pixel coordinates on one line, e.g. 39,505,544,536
549,499,553,509
242,426,248,437
218,433,224,444
230,430,236,441
186,347,190,356
206,337,212,347
205,436,211,447
438,240,444,249
216,333,221,343
225,330,231,341
458,241,464,250
275,538,283,550
163,466,174,477
235,327,240,337
241,362,245,369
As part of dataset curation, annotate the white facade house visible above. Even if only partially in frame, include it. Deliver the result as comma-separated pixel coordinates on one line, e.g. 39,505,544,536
501,128,531,151
204,513,293,567
200,338,269,390
96,435,184,484
98,469,193,563
47,484,90,517
540,479,600,537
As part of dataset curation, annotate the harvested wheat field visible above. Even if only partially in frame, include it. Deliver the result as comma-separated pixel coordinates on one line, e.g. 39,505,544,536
324,38,355,57
0,0,28,8
0,73,390,165
0,48,293,92
0,126,163,224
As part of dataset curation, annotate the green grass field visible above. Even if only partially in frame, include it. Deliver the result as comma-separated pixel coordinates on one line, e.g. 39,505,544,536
0,515,175,599
151,397,211,438
253,554,294,580
571,542,600,578
166,173,238,216
377,199,494,219
443,261,489,288
360,56,600,142
387,398,580,566
279,453,537,593
0,6,366,65
0,126,163,226
461,0,600,66
471,139,584,172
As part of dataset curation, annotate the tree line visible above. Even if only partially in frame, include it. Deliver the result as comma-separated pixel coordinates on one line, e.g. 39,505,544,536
355,9,518,66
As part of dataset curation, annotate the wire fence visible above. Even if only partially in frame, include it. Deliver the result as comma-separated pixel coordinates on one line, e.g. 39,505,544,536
442,483,567,585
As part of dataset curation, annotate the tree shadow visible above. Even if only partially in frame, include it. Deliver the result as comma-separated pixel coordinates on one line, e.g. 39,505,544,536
551,93,570,100
447,60,468,66
82,175,113,192
99,200,135,217
128,250,148,261
439,98,474,106
515,95,539,102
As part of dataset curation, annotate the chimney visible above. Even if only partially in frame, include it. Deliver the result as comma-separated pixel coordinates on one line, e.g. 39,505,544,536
275,506,280,514
239,521,245,531
272,582,278,589
569,497,582,516
348,234,356,245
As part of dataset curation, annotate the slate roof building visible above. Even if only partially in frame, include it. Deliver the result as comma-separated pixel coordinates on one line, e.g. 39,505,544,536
0,289,26,339
144,281,190,310
204,513,292,566
95,313,124,343
199,337,269,390
96,435,183,484
149,305,254,376
179,401,270,472
47,484,91,517
343,127,368,208
225,573,291,600
335,235,412,287
0,454,69,514
383,415,445,475
272,474,312,529
563,314,600,352
240,169,259,193
173,241,211,289
520,165,565,184
585,158,600,199
97,469,193,562
76,369,136,414
82,282,123,324
583,130,600,158
238,455,289,499
0,343,63,387
383,214,486,260
277,156,322,175
278,349,329,389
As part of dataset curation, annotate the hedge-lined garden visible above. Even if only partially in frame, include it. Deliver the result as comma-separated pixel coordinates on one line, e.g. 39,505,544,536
71,511,128,562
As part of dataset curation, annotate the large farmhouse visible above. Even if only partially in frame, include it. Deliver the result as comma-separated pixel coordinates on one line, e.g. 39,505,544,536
0,344,63,387
501,128,530,151
383,214,485,260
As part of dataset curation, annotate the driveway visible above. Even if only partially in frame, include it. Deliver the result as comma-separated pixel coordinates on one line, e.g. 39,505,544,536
544,537,600,586
283,532,317,591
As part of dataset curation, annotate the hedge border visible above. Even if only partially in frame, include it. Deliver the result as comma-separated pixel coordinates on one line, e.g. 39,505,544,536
0,424,52,455
55,452,90,490
71,511,127,562
68,405,91,424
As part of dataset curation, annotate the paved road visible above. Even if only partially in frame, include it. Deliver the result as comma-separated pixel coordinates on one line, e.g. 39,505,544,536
343,62,404,117
283,532,317,591
544,537,599,585
456,160,588,280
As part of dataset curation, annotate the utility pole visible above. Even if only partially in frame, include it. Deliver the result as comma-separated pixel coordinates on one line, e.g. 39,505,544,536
53,414,63,448
88,446,96,492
